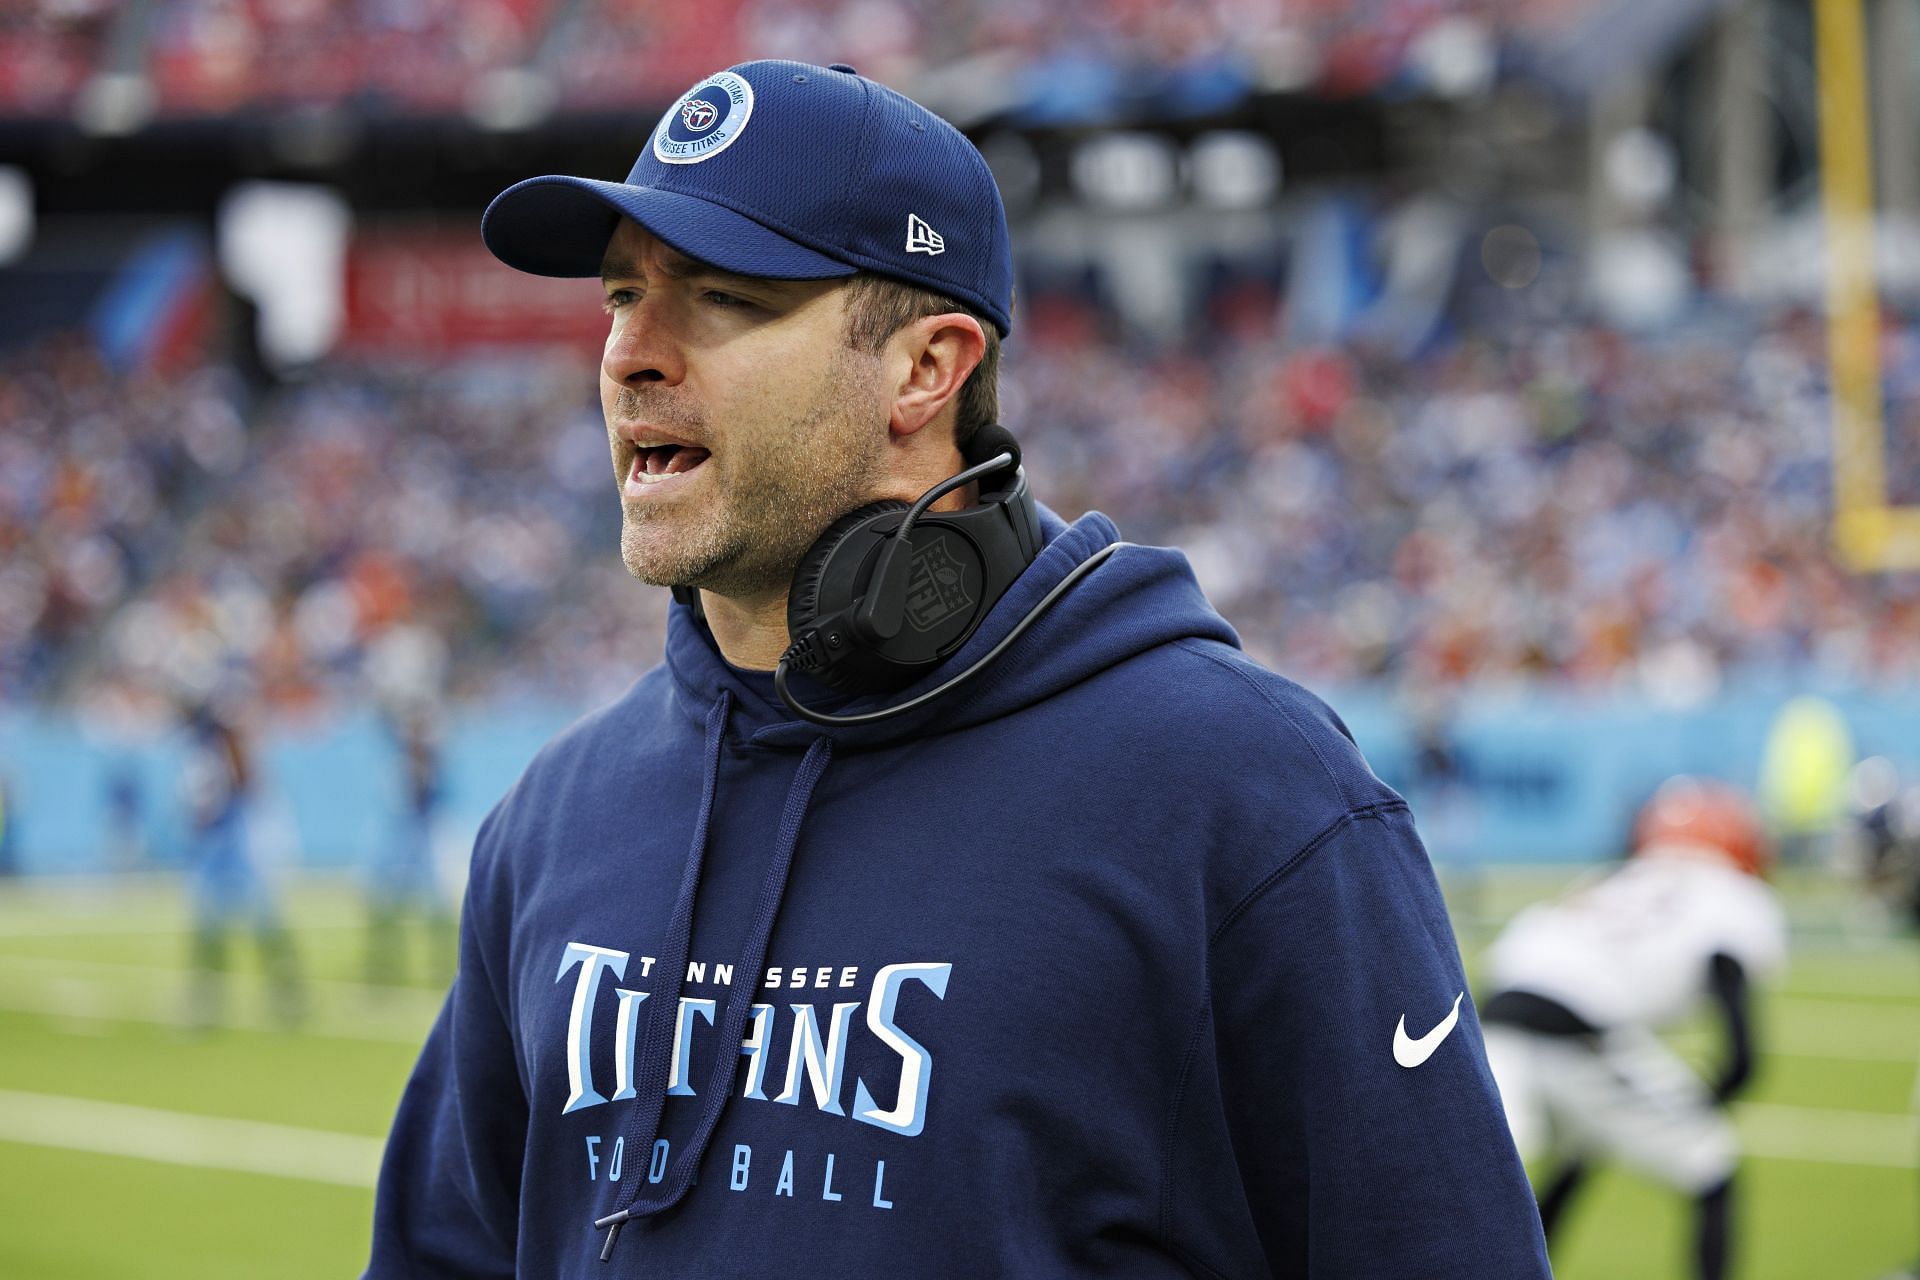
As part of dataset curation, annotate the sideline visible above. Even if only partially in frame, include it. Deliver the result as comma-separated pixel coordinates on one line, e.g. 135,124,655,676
0,1088,384,1187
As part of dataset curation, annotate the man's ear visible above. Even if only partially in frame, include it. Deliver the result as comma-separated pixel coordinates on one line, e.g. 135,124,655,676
887,313,985,439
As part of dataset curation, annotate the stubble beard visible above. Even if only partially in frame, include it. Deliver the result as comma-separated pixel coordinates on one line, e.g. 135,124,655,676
617,349,886,599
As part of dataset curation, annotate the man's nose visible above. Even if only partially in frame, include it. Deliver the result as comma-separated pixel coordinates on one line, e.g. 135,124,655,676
603,298,686,387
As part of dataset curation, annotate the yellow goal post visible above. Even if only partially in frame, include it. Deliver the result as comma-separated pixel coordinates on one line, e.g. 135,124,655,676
1816,0,1920,571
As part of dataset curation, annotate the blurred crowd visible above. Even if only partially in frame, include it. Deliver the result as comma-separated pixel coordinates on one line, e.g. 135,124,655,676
0,0,552,115
0,328,638,722
5,291,1918,719
1,0,1573,119
1017,295,1920,696
147,0,552,115
0,336,250,700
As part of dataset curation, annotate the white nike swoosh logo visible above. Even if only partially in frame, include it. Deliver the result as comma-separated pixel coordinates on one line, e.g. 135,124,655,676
1393,992,1464,1068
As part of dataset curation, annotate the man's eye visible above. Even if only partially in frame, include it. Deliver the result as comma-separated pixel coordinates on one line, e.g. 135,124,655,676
702,290,750,309
602,289,637,314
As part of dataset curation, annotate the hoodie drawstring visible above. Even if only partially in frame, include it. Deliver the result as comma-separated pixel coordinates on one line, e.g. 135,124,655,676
597,691,834,1262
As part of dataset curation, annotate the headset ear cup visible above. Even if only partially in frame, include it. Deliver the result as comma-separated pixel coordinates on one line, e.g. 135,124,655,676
786,500,910,642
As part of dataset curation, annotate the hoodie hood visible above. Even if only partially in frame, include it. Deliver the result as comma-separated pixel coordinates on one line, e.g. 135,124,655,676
663,506,1239,752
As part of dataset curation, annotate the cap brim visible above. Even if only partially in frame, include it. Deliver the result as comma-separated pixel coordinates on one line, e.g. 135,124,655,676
482,175,857,281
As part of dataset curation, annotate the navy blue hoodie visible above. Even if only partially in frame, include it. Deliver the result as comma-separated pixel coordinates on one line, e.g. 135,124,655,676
367,510,1551,1278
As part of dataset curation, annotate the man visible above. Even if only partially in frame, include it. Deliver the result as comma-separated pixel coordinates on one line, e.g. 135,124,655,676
367,60,1549,1278
364,705,454,986
1846,758,1920,1280
1480,776,1787,1280
178,695,303,1029
1848,756,1920,929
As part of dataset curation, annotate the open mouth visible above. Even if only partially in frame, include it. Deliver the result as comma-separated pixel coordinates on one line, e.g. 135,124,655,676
627,443,712,491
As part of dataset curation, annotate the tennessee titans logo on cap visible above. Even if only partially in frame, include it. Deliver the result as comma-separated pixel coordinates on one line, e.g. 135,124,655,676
654,71,754,164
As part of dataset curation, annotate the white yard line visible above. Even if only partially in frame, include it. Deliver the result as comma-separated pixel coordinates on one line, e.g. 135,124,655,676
0,1089,1907,1192
1782,977,1920,1002
0,875,372,937
1774,993,1920,1017
1765,998,1920,1065
0,1089,384,1187
0,951,445,1011
0,907,369,938
1,950,1915,1061
1737,1102,1918,1169
0,981,433,1044
0,953,441,1044
1763,1040,1920,1065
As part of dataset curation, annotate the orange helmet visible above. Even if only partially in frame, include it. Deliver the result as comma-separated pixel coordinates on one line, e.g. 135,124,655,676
1632,776,1770,877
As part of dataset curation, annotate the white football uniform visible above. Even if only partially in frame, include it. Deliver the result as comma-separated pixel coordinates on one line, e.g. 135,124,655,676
1480,851,1788,1191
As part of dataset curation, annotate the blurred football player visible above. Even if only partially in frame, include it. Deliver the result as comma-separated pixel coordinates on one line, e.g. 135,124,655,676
1845,757,1920,1280
1759,694,1854,866
180,698,303,1029
364,706,453,986
104,761,147,871
0,773,14,877
1846,756,1920,929
1480,776,1787,1280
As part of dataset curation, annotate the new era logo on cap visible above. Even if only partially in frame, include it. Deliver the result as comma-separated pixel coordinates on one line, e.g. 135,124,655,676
905,213,945,256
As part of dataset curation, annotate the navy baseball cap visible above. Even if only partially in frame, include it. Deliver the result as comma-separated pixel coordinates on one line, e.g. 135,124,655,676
482,60,1014,335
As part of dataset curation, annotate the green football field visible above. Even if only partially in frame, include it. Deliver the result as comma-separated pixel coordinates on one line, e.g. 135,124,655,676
0,869,1913,1279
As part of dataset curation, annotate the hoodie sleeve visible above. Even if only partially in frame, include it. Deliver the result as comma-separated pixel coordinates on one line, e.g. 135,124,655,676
366,813,527,1279
1208,802,1551,1278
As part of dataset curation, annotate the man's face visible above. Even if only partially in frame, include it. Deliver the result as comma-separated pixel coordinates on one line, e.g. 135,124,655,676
598,219,888,599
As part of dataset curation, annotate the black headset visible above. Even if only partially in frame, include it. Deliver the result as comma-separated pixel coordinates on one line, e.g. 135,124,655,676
675,423,1122,727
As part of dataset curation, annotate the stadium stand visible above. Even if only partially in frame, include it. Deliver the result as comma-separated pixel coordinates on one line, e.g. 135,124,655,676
6,291,1914,714
0,0,1722,122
